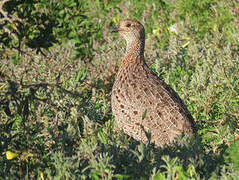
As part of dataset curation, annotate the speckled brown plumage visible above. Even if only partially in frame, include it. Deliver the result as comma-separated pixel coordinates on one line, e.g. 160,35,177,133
111,19,196,147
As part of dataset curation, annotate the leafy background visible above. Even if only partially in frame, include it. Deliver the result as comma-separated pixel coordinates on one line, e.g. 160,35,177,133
0,0,238,179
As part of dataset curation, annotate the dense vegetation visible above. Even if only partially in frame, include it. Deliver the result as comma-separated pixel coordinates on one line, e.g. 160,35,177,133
0,0,238,179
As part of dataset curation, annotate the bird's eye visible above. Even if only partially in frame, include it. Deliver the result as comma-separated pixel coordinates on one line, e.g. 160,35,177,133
126,23,131,27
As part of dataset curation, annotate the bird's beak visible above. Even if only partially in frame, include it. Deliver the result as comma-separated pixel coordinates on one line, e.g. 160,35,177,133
110,27,119,33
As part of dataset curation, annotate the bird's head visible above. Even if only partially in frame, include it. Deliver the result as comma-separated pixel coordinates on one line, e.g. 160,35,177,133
111,19,145,43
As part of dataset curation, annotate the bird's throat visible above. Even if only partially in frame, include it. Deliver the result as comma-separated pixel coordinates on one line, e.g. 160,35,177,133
125,40,145,58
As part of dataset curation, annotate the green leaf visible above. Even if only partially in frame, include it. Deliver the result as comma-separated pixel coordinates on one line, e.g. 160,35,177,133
224,140,239,170
153,172,166,180
98,131,107,144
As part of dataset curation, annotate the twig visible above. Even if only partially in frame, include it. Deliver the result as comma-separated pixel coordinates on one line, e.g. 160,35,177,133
0,0,25,40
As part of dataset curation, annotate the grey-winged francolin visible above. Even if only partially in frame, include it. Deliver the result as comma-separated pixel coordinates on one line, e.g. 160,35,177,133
111,19,196,147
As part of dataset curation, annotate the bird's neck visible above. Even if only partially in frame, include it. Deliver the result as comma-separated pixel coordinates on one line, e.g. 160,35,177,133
125,39,145,59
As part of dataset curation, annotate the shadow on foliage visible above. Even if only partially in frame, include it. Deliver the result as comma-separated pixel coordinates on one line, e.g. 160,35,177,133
1,0,100,61
95,134,227,179
0,71,113,177
2,0,58,54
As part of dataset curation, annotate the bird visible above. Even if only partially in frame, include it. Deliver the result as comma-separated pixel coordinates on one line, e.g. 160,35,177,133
110,19,197,147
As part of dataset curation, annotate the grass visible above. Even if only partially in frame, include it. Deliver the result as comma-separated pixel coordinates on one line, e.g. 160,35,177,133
0,0,239,179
